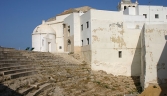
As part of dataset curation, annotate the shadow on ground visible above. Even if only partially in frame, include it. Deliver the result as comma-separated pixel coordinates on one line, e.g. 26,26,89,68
0,84,23,96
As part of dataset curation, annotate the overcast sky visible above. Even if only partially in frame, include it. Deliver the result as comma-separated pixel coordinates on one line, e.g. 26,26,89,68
0,0,167,50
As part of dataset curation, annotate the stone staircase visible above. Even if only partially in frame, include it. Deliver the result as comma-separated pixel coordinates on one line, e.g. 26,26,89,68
0,48,37,83
0,47,142,96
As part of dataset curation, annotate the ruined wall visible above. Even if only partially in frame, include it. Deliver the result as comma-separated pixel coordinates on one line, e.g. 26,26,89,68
143,24,167,88
90,10,142,76
81,45,91,64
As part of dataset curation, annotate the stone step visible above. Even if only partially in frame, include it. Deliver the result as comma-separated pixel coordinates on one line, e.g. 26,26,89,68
9,70,38,79
19,86,34,95
0,63,31,68
0,68,35,76
0,58,31,61
26,83,51,96
0,71,38,82
0,54,22,57
0,65,34,72
0,60,32,63
18,80,48,95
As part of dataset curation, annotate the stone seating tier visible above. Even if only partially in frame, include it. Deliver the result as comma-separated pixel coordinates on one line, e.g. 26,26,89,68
0,47,142,95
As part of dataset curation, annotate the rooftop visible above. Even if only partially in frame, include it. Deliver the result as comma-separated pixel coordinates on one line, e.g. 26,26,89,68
46,6,95,22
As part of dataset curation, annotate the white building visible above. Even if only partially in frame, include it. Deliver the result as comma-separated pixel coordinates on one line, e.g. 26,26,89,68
32,0,167,89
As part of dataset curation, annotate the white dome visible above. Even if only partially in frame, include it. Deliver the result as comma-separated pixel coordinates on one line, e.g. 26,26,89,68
33,24,56,34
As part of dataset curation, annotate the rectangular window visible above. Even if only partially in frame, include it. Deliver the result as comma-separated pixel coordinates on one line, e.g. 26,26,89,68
155,14,159,19
119,51,122,58
124,6,127,10
59,46,62,49
81,24,83,31
166,15,167,19
143,14,147,18
87,38,89,45
86,21,89,28
81,40,83,46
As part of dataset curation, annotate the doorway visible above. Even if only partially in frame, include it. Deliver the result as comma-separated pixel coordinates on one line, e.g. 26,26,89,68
48,42,51,52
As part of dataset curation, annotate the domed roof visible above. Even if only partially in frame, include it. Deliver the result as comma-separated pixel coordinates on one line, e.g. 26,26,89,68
32,24,56,34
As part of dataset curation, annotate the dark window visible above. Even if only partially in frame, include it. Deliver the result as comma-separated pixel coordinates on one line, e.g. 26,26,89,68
119,51,122,58
81,40,83,46
143,14,147,18
59,46,62,49
155,14,159,19
86,21,89,28
68,39,71,45
81,24,83,31
68,26,70,36
68,26,70,32
87,38,89,45
166,15,167,19
124,6,127,10
63,24,66,28
133,6,135,7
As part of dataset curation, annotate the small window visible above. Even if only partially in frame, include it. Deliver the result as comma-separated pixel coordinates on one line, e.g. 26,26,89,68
166,15,167,19
68,39,71,45
119,51,122,58
143,14,147,18
81,24,83,31
68,26,70,36
59,46,62,49
68,26,70,32
87,38,89,45
81,40,83,46
86,21,89,28
155,14,159,19
124,6,127,10
133,6,135,7
63,24,66,28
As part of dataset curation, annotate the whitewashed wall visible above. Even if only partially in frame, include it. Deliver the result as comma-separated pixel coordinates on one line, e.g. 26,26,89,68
142,24,167,88
44,34,56,52
90,10,143,76
32,34,45,51
80,11,91,46
45,14,70,52
138,5,166,24
79,11,92,63
123,15,145,29
73,13,81,46
49,23,64,52
163,7,167,22
32,33,56,52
